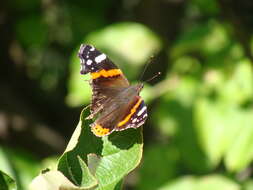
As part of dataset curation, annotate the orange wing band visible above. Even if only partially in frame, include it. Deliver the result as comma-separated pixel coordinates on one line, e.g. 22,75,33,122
92,124,110,137
91,69,122,79
117,98,142,127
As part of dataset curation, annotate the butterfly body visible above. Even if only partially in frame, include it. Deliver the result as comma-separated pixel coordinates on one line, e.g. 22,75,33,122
78,44,147,137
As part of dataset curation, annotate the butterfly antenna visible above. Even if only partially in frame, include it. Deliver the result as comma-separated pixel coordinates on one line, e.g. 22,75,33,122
145,72,161,83
139,55,155,81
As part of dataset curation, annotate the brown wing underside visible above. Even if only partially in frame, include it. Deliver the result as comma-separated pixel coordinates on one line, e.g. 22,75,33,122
89,74,129,116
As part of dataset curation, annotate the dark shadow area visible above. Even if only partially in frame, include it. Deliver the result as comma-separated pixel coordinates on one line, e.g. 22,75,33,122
108,127,143,150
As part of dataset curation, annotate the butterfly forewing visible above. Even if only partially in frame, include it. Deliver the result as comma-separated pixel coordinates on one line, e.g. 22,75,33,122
79,44,129,115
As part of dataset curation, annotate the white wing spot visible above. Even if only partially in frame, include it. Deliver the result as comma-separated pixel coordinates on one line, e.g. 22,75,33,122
138,121,145,126
132,118,137,123
95,54,106,63
137,106,147,116
143,113,148,118
87,59,92,65
90,47,95,51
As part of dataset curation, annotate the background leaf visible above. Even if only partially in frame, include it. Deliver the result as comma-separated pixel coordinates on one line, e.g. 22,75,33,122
0,170,17,190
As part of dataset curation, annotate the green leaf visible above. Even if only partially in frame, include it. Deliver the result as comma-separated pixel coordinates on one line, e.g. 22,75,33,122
153,77,213,172
194,99,231,165
0,148,15,180
78,156,97,188
29,170,82,190
171,21,229,58
193,59,253,172
243,180,253,190
0,146,40,190
57,108,143,189
196,175,239,190
158,175,239,190
219,59,253,105
136,145,179,190
194,96,253,172
0,170,17,190
224,109,253,171
158,176,196,190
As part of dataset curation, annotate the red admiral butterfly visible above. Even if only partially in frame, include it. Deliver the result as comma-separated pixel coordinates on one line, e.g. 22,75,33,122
78,44,148,137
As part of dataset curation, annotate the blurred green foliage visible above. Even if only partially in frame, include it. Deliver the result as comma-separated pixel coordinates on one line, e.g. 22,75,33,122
1,0,253,189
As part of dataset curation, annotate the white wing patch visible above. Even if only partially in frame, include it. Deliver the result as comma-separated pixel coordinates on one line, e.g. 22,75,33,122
137,106,147,116
95,54,106,63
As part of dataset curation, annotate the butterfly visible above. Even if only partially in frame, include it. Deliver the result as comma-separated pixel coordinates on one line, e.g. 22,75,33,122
78,44,147,137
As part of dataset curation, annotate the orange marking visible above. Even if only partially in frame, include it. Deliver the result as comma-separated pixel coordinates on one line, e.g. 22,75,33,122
117,98,142,127
91,69,122,79
92,124,110,137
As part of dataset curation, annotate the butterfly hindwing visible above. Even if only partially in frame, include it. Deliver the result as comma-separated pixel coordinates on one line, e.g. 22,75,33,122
91,94,147,137
115,97,148,131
